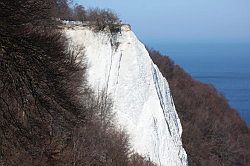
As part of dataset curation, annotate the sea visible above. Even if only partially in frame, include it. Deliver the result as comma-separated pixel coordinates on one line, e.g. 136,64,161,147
150,42,250,125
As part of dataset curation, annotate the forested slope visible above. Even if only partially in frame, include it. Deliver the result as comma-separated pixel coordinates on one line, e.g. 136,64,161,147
149,49,250,166
0,1,154,165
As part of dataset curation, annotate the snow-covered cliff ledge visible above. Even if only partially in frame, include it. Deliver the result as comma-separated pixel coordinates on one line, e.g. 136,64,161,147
65,25,188,166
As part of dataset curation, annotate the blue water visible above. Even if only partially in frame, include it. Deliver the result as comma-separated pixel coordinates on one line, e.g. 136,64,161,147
150,42,250,124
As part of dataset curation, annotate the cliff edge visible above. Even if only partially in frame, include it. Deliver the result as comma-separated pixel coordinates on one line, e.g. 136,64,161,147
65,25,187,166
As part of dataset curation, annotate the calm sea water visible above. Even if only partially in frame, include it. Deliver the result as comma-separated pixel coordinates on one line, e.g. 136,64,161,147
151,42,250,124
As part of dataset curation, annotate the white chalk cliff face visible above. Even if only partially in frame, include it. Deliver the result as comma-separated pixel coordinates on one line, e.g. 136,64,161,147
65,25,188,166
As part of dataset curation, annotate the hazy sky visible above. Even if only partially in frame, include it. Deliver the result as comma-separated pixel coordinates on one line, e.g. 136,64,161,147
74,0,250,43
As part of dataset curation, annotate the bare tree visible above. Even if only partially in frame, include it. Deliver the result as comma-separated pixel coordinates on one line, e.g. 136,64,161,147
52,0,73,20
86,8,120,30
73,4,86,22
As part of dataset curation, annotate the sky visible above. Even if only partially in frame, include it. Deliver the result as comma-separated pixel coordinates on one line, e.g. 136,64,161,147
74,0,250,44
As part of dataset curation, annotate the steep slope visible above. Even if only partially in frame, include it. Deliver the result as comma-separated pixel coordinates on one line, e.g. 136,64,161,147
65,25,187,166
149,49,250,166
